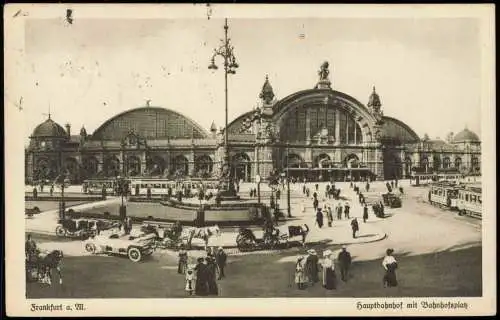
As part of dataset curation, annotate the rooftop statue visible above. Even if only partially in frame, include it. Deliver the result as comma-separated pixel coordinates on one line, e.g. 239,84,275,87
318,61,330,81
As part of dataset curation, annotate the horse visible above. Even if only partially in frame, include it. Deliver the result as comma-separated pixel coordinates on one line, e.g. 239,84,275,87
28,250,64,285
182,225,221,250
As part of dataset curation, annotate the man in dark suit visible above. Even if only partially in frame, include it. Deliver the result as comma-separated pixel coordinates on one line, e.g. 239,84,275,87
215,247,227,280
337,245,352,281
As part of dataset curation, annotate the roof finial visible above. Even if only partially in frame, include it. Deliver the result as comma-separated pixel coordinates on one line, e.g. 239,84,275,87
146,99,151,107
372,86,376,93
48,104,51,119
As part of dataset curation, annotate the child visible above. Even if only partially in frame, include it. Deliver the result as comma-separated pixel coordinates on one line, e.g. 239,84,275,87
295,256,307,289
185,264,196,296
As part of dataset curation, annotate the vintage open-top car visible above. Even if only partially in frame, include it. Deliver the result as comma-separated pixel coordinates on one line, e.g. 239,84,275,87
84,232,156,262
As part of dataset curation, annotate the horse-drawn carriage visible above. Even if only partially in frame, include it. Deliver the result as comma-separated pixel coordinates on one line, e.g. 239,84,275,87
139,221,182,249
26,249,64,285
236,227,285,252
382,193,402,208
55,217,119,239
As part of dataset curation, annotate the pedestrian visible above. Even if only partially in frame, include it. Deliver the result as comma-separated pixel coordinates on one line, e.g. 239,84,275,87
185,264,196,296
50,185,54,196
336,203,342,220
316,208,324,228
33,187,38,199
321,250,336,290
363,204,369,223
382,248,398,288
205,256,219,295
391,181,395,189
337,245,352,282
351,218,359,238
302,184,306,195
326,206,333,227
306,188,310,198
365,182,370,192
379,201,385,218
313,197,319,212
305,249,319,285
301,199,306,213
178,245,188,274
215,247,227,280
295,256,307,290
194,257,208,296
344,201,350,219
350,181,353,188
315,183,319,191
276,189,281,201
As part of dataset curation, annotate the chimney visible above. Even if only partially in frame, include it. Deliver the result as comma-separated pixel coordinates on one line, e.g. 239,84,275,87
65,123,71,137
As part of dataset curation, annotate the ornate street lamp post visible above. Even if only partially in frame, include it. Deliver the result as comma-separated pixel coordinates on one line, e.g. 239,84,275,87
116,175,128,219
54,172,70,220
208,18,239,198
241,107,264,204
286,142,292,218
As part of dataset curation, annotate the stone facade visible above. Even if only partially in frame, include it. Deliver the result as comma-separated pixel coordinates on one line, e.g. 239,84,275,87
25,62,481,184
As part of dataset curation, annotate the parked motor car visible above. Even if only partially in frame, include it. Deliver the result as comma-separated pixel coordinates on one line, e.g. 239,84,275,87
84,232,156,262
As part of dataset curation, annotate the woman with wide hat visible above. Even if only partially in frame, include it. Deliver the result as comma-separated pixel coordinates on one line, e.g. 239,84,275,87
382,248,398,287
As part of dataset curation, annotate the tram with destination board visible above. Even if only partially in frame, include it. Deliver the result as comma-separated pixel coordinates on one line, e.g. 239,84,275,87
129,178,219,197
84,179,122,196
456,184,482,219
428,181,459,209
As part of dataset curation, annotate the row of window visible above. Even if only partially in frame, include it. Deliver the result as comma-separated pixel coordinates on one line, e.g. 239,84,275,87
458,192,482,205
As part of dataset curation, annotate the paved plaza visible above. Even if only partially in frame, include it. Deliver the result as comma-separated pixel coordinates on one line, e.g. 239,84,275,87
25,179,482,298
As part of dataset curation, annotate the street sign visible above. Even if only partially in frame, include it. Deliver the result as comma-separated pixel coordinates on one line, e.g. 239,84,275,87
255,174,261,183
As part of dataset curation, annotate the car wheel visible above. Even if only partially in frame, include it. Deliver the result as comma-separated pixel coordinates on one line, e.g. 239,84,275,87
85,243,97,254
55,226,66,237
127,247,142,262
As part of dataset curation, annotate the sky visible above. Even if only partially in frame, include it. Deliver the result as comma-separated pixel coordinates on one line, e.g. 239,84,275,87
15,16,482,144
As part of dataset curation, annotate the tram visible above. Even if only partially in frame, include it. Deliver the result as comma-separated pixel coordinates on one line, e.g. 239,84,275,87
129,178,219,197
411,171,463,186
84,179,120,195
410,172,435,186
456,184,482,218
428,181,459,209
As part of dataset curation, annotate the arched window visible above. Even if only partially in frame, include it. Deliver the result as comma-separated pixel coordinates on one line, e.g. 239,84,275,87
443,157,451,169
471,156,479,172
83,156,99,177
195,155,213,176
126,156,141,176
173,155,189,177
454,157,462,169
284,153,305,168
314,153,331,168
104,156,121,177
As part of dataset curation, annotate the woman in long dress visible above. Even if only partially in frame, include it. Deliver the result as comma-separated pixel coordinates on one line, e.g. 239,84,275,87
294,256,307,289
205,256,219,295
322,250,337,290
382,248,398,287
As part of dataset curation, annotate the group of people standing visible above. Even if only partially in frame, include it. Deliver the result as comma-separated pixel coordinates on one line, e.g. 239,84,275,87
179,246,228,296
295,246,353,290
315,201,351,229
295,246,399,290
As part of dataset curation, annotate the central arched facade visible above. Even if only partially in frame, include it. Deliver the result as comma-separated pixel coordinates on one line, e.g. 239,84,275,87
272,89,377,145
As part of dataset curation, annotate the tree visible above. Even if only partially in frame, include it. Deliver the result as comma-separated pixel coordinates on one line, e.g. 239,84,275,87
422,133,430,142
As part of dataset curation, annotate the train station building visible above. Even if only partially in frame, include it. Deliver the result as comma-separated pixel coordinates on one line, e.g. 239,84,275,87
25,62,481,184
